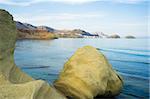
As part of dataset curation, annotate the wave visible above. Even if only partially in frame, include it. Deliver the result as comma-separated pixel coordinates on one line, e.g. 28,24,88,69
98,48,150,52
122,92,148,99
97,48,150,57
118,71,149,81
109,59,150,64
47,73,58,76
21,65,50,69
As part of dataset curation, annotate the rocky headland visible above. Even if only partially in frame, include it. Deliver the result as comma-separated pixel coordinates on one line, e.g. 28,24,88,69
0,9,123,99
16,21,136,39
16,21,58,40
16,21,99,39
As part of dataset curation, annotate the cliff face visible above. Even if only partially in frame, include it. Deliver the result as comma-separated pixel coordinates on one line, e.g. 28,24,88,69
0,9,66,99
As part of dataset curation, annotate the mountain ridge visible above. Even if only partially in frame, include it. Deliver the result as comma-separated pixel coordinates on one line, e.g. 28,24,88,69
15,21,136,39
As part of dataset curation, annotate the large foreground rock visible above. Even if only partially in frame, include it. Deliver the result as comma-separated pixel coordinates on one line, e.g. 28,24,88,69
54,46,123,99
0,9,66,99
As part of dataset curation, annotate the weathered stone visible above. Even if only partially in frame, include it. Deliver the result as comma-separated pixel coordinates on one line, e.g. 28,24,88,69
0,80,66,99
54,46,123,99
0,9,66,99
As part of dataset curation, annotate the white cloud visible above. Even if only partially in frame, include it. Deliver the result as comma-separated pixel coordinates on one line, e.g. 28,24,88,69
0,0,99,6
0,0,32,6
51,0,99,4
14,13,106,22
13,12,106,30
0,0,147,6
113,0,147,4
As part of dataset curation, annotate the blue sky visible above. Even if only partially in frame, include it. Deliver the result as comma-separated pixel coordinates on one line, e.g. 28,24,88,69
0,0,148,37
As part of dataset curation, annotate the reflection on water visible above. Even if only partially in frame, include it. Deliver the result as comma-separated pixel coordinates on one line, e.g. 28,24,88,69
14,38,149,99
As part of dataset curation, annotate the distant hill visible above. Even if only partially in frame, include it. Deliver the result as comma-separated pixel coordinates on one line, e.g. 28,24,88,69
16,21,29,30
16,21,55,32
56,29,99,38
15,21,99,38
37,26,55,32
15,21,136,39
15,21,57,39
23,23,37,30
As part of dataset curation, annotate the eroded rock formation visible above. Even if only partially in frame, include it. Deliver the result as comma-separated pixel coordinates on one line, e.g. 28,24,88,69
54,46,123,99
0,9,66,99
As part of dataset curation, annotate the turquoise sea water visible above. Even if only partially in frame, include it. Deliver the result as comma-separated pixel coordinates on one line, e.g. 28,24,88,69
14,38,149,99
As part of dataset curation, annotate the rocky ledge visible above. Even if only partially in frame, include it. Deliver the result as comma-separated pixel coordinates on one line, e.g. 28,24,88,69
0,9,123,99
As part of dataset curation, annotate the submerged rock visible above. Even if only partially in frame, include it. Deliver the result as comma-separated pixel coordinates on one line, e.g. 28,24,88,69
125,35,136,39
54,46,123,99
108,34,120,38
0,9,66,99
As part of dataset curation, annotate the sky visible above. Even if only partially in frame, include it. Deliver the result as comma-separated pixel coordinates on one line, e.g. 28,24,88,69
0,0,148,37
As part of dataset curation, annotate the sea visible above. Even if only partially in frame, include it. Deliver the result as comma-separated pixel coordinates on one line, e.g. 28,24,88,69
14,38,149,99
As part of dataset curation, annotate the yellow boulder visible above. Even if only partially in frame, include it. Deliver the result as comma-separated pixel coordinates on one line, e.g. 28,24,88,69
54,46,123,99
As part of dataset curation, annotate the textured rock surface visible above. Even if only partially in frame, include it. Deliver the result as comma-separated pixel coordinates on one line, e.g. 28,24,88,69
54,46,123,99
0,9,66,99
0,9,32,83
0,80,66,99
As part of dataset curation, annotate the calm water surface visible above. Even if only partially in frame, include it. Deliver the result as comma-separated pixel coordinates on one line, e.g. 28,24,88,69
14,38,150,99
